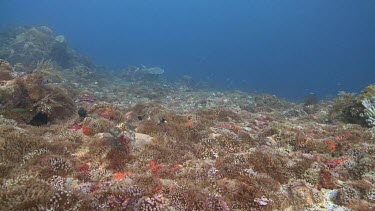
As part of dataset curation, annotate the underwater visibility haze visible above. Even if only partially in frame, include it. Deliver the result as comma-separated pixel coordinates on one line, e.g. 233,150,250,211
1,0,374,99
1,1,375,210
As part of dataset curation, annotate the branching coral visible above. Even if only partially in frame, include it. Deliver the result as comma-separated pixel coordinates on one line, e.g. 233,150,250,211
0,125,39,164
0,176,54,210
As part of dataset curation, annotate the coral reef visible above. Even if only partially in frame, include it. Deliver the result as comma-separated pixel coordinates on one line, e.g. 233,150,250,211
0,26,94,70
0,60,75,124
0,26,374,210
329,85,375,127
362,97,375,127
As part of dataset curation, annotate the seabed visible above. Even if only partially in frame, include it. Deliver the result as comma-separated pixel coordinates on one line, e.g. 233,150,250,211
0,26,374,210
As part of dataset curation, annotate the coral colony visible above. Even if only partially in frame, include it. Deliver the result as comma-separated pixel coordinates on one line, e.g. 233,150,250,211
0,26,374,210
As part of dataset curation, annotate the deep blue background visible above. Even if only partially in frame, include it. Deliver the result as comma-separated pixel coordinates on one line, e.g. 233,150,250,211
1,0,374,99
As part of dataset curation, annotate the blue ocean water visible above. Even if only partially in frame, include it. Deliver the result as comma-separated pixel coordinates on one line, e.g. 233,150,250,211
1,0,374,99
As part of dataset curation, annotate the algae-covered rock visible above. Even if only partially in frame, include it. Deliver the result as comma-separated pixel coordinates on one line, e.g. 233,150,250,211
330,85,375,120
0,59,75,124
357,85,375,101
0,59,14,81
329,91,367,126
0,26,95,71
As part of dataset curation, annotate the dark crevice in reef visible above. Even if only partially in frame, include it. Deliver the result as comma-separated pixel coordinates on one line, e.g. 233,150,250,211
29,112,48,126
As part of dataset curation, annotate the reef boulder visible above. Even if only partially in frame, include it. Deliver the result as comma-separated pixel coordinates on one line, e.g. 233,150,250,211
0,59,14,81
0,26,95,70
0,60,75,125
